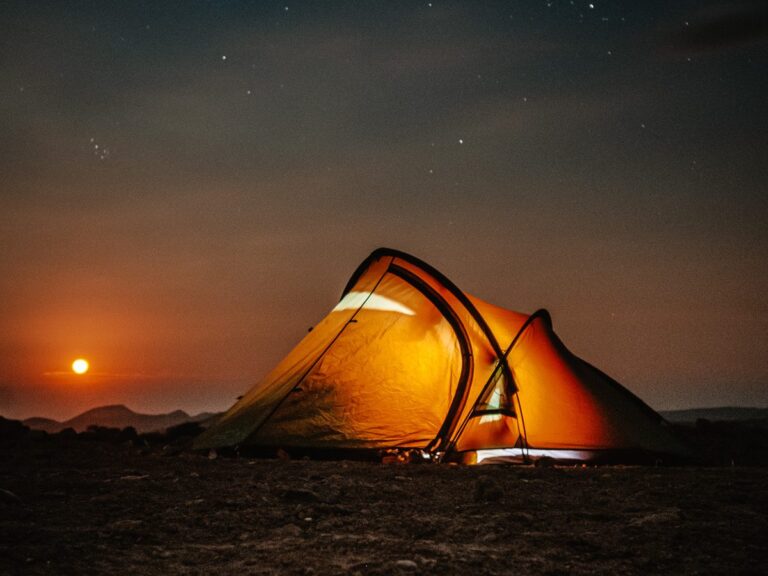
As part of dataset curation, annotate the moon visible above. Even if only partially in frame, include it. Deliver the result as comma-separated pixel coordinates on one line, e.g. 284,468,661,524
72,358,89,375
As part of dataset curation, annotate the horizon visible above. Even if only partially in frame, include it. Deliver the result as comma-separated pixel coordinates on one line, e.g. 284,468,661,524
2,1,767,421
7,390,768,424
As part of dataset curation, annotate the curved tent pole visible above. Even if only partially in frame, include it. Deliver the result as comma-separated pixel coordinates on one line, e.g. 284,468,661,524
345,248,526,455
445,309,553,460
344,248,515,390
387,264,473,453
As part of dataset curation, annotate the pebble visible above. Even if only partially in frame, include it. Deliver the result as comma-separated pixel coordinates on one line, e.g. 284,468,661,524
0,488,22,505
280,488,321,503
474,476,504,502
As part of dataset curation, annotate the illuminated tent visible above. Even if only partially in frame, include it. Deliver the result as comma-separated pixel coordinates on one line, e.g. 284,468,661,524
196,248,686,463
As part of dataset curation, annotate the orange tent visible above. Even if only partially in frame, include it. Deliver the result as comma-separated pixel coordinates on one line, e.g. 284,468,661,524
196,248,687,463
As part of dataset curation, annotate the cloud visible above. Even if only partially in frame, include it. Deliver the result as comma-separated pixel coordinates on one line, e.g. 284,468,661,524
668,3,768,52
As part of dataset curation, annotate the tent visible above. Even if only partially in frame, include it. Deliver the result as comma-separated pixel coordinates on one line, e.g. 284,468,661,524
196,248,687,463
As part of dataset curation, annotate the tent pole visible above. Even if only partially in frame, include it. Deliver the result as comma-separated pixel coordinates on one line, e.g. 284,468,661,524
444,309,550,459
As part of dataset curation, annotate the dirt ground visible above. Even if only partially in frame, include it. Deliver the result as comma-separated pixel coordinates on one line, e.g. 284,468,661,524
1,439,766,576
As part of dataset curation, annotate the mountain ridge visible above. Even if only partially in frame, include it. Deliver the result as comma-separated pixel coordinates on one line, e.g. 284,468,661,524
19,404,768,434
22,404,217,434
660,406,768,423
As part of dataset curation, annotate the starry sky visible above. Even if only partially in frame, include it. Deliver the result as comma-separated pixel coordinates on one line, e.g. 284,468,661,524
2,1,767,421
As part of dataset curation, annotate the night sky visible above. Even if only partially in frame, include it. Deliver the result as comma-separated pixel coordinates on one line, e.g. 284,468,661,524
2,1,767,420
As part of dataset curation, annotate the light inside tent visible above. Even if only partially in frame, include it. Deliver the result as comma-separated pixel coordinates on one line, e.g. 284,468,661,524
478,386,503,424
475,448,594,463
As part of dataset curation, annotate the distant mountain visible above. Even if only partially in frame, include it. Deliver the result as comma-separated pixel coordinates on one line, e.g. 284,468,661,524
22,417,60,432
25,405,764,433
660,407,768,423
23,404,216,434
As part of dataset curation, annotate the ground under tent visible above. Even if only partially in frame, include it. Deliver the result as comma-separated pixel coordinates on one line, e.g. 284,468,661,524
195,248,687,464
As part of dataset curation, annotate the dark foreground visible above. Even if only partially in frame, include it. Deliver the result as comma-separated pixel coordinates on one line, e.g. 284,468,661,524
1,439,766,576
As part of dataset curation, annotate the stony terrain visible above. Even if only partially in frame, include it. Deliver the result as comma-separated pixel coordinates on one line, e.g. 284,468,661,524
1,434,766,575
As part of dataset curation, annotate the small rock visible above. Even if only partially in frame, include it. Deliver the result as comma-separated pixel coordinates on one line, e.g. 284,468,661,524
394,559,418,569
510,511,534,523
274,523,302,537
208,449,217,460
111,519,143,529
279,488,321,503
276,448,290,460
474,476,504,502
0,488,22,505
629,509,681,526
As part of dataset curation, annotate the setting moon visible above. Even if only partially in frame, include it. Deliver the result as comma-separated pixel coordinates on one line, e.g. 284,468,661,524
72,358,89,375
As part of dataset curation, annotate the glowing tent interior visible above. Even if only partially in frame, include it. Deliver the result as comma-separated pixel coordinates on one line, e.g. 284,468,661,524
196,248,687,463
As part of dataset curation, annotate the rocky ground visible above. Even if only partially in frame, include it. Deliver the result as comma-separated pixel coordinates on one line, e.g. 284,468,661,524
1,434,766,576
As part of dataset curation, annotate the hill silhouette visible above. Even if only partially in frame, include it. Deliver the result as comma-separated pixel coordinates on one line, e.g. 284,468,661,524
19,404,767,440
660,406,768,423
22,404,216,434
